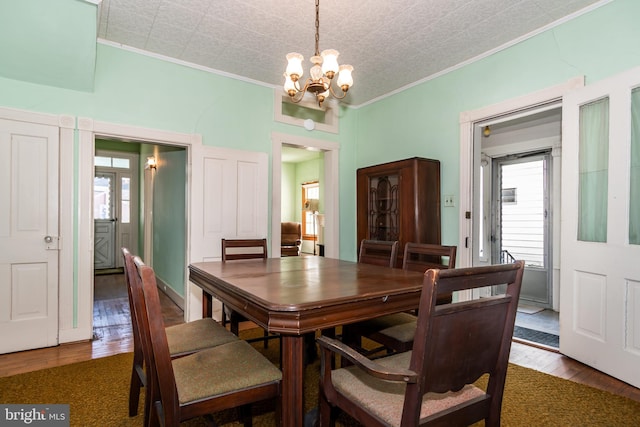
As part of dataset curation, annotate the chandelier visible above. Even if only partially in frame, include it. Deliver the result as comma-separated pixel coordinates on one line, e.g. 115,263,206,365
283,0,354,107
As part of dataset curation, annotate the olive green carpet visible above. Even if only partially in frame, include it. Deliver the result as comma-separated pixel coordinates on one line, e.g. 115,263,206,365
1,329,639,426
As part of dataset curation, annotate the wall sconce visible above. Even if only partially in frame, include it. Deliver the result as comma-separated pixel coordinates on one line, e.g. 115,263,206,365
146,156,157,170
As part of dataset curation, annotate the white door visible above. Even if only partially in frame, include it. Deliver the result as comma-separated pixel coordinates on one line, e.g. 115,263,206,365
0,118,59,354
94,172,116,269
188,145,268,321
560,66,640,388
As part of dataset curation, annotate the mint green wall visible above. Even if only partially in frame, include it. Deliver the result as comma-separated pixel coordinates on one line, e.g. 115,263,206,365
152,147,187,297
281,162,297,222
348,0,640,254
295,157,324,222
0,0,96,91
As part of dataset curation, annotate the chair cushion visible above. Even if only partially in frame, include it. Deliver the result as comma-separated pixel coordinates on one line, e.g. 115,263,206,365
358,312,416,331
173,340,282,405
331,351,486,426
376,320,417,343
166,318,238,357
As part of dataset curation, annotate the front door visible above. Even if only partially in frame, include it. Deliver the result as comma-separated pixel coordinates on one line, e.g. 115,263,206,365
0,118,59,354
94,172,116,269
492,153,551,308
560,66,640,388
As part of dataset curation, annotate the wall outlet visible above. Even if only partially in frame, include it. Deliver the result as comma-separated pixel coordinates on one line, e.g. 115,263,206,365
444,195,455,207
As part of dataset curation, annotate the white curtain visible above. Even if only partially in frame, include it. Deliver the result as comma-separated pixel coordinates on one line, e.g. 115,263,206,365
578,97,609,242
630,88,640,245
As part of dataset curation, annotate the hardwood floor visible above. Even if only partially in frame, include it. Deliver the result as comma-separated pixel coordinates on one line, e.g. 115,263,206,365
1,273,639,404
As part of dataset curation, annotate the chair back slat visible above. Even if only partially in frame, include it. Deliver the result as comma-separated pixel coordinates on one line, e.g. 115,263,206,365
402,242,456,271
222,238,268,261
358,239,398,268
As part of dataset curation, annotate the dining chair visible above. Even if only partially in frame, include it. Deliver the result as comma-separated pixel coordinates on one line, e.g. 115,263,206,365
132,255,282,427
121,247,239,424
358,239,399,267
317,260,524,427
221,238,278,348
346,243,458,355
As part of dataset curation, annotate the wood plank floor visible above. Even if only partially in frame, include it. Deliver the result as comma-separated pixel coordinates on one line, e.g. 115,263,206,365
1,274,639,404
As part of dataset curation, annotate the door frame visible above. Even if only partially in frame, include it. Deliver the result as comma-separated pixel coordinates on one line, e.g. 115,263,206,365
271,132,340,259
458,77,584,304
78,118,197,337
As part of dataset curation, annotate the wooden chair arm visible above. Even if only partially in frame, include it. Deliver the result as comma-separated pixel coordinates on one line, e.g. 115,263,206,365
317,336,418,383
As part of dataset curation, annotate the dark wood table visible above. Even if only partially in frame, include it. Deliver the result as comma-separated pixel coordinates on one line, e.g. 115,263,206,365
188,256,425,427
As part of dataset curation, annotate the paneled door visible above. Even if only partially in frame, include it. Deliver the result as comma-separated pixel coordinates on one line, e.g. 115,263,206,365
561,66,640,388
94,172,116,269
188,145,268,321
0,118,59,354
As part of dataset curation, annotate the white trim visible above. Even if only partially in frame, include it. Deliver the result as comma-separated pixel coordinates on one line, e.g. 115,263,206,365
78,117,199,328
271,132,340,259
457,77,584,299
57,115,78,341
273,90,340,134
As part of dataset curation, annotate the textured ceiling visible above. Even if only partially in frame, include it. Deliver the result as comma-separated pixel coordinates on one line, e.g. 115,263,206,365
97,0,604,107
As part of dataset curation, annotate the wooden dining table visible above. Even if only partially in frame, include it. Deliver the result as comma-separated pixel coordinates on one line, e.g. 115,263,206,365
188,256,426,427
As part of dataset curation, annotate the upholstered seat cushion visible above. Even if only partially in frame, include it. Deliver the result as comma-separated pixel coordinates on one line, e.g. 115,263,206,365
173,340,282,405
358,312,415,331
376,319,417,343
166,318,238,357
331,351,486,426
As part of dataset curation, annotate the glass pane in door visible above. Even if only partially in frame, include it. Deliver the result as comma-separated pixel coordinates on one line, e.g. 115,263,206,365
94,175,113,219
630,88,640,245
368,174,399,241
578,97,609,242
121,177,130,224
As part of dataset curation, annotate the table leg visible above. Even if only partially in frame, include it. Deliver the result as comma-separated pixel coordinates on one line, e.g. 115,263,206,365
281,335,305,427
202,290,212,318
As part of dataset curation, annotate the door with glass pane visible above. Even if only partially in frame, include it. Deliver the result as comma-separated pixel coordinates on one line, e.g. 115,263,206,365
560,66,640,388
492,153,551,307
94,172,116,269
94,151,139,270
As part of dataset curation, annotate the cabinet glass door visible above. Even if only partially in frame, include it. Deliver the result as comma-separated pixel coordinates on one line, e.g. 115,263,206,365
368,174,400,241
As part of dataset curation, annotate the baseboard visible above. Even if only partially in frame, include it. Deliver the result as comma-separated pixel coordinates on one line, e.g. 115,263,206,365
156,277,184,310
59,326,93,344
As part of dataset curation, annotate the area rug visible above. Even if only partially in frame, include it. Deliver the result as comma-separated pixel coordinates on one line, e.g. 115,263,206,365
1,331,639,426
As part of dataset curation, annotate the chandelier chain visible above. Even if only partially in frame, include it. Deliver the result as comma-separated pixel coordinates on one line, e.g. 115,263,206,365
314,0,320,56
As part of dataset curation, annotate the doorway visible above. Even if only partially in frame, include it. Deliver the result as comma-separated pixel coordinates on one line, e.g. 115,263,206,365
492,152,551,308
93,149,139,272
472,104,563,347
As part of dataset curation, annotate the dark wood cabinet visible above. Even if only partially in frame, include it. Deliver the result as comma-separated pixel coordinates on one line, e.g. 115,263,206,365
357,157,441,267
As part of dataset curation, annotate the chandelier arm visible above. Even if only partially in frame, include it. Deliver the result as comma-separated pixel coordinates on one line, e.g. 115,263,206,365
328,84,348,100
288,78,313,103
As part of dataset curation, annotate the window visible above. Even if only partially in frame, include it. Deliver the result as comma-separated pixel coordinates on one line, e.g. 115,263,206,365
302,182,319,239
501,188,517,204
94,155,130,169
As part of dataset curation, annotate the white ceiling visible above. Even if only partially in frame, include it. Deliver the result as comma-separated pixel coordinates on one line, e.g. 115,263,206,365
97,0,604,107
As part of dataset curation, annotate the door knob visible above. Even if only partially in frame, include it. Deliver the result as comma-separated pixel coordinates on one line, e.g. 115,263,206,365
44,235,53,243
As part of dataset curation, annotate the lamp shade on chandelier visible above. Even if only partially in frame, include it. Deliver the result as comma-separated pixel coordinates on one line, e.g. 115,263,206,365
283,0,353,107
